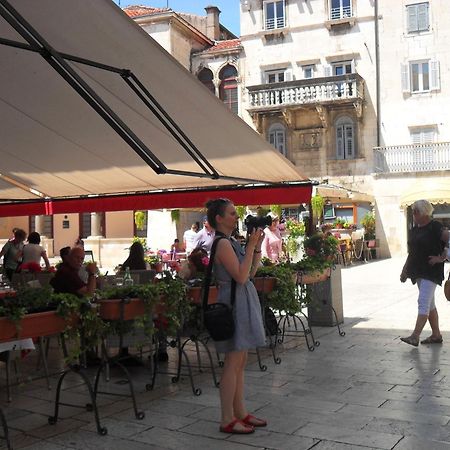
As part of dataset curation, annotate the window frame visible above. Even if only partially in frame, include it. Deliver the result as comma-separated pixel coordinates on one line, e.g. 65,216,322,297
268,123,287,156
335,116,356,160
302,65,315,79
406,2,430,34
219,64,239,115
265,69,286,84
263,0,286,30
410,60,430,93
329,0,353,21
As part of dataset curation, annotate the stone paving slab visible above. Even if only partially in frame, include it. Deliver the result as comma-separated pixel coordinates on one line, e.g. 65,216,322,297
3,258,450,449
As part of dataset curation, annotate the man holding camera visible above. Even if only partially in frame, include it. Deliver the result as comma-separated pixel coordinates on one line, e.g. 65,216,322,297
192,216,215,254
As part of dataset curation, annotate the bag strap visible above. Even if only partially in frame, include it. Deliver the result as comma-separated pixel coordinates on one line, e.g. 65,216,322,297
202,231,236,311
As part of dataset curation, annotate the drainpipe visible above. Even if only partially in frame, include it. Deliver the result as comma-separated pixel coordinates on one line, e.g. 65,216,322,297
374,0,380,147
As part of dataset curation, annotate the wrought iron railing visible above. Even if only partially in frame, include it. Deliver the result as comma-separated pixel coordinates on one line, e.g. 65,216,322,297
373,142,450,174
247,74,364,110
330,5,352,20
265,16,285,30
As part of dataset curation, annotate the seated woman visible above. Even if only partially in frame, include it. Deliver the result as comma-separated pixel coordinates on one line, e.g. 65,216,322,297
261,214,283,263
21,231,50,270
122,241,148,270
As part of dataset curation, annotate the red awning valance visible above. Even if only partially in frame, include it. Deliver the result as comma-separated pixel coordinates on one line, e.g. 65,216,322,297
0,184,312,217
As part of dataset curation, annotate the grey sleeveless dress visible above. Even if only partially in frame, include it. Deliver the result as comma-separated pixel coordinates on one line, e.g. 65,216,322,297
214,239,266,353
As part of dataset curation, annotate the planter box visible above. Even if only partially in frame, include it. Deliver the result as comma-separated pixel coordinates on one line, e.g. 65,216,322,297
0,311,77,343
252,277,276,293
187,286,218,305
297,268,331,285
307,265,343,327
97,298,145,321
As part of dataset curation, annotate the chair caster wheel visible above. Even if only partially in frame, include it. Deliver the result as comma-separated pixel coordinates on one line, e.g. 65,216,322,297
136,411,145,420
48,416,56,425
194,388,201,396
99,427,108,436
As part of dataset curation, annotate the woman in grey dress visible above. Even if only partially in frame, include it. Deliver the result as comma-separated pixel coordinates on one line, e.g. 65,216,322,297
206,199,267,435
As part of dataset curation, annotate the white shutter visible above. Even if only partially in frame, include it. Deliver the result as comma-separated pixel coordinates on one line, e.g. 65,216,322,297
276,130,285,155
417,3,429,31
401,63,410,93
323,65,332,77
407,5,418,33
411,130,421,144
345,124,354,158
430,60,440,91
285,69,292,82
269,131,276,146
336,126,344,160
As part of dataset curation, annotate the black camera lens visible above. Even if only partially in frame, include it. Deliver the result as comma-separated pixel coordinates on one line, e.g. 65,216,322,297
244,214,272,234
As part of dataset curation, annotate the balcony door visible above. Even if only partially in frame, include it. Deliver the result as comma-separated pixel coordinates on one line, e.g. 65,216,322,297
336,117,355,160
268,124,286,156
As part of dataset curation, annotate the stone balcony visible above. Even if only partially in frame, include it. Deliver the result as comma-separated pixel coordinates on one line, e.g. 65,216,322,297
247,74,364,113
374,142,450,174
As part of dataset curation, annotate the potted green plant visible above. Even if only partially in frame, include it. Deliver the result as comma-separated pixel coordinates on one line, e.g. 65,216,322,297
285,218,305,256
333,217,346,229
311,194,324,222
361,212,376,240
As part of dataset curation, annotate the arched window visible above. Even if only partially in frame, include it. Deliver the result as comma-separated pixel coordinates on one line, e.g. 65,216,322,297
219,65,238,114
335,116,355,160
197,68,215,94
268,123,286,156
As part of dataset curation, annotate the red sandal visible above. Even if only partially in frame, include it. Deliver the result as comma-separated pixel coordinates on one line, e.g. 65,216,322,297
242,414,267,427
219,418,255,434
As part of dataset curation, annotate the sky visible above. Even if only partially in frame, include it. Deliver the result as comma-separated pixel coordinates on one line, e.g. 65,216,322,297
113,1,241,36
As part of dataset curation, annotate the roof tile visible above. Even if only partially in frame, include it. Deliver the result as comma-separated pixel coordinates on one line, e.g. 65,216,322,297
123,5,170,18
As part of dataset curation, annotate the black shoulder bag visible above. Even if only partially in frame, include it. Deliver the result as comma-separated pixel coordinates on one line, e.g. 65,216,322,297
202,232,236,341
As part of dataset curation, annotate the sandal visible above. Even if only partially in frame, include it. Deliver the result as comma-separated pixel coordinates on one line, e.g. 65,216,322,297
400,336,419,347
219,419,254,434
420,336,443,344
241,414,267,427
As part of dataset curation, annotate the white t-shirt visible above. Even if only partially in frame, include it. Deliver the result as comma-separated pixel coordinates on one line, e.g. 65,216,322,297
22,243,46,265
183,229,198,254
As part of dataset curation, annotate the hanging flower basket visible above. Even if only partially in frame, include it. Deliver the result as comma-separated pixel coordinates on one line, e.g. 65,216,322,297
187,286,218,305
97,298,145,321
0,311,78,343
297,267,331,285
252,277,277,294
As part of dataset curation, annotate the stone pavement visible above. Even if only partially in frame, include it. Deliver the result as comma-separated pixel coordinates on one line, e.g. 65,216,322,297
3,257,450,449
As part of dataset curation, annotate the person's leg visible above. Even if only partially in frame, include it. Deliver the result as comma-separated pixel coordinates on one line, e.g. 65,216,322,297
402,279,436,345
220,351,251,431
233,351,267,426
427,307,442,339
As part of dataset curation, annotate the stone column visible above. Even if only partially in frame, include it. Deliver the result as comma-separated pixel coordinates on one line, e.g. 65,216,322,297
90,212,102,238
35,215,45,237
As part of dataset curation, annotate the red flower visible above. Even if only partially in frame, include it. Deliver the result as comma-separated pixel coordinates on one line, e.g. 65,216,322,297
305,248,316,257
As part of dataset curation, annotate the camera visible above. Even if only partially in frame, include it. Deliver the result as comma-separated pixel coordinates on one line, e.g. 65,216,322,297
244,214,272,234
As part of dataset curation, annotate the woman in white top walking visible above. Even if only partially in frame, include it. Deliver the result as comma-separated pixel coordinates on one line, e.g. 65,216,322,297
22,231,50,270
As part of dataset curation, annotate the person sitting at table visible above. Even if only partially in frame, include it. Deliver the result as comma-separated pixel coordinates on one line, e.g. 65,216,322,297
0,228,27,281
50,247,96,297
21,231,50,271
122,241,147,271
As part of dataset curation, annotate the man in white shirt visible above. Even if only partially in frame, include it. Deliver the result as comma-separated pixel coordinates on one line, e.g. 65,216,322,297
192,217,215,254
183,223,199,255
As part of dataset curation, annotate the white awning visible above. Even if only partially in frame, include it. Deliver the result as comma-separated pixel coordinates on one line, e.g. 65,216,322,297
0,0,307,201
400,180,450,206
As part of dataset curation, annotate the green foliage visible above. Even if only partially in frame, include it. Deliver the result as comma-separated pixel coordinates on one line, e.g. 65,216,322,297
255,265,299,313
311,194,324,220
156,273,192,336
361,212,376,239
134,211,146,230
285,219,305,255
270,204,282,218
333,217,347,228
235,206,247,220
170,209,180,223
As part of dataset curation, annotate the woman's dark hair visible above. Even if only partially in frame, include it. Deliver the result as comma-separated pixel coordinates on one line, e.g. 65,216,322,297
122,241,146,270
59,246,71,259
27,231,41,244
206,198,231,229
188,248,208,273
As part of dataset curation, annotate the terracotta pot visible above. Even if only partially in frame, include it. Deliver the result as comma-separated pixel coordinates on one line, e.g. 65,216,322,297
0,311,78,343
151,262,163,273
97,298,145,321
297,268,331,285
252,277,277,293
187,286,218,305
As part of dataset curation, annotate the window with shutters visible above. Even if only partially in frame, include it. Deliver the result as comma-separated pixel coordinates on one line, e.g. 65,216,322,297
335,116,355,160
268,124,286,156
410,126,436,167
302,65,315,79
329,0,352,20
401,60,440,93
29,216,53,238
264,1,285,30
219,65,238,114
406,2,430,33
